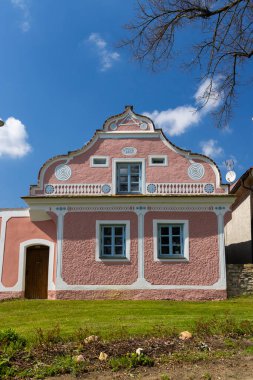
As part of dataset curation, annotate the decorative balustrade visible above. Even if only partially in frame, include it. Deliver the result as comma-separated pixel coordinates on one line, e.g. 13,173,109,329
44,183,112,196
146,182,215,194
42,182,215,196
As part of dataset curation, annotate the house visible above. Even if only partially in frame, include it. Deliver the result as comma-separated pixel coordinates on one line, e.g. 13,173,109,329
225,168,253,264
0,106,235,300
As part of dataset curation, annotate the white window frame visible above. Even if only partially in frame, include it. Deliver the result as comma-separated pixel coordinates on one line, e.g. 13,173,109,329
153,219,189,262
112,158,146,195
96,220,130,261
148,155,168,166
90,156,109,167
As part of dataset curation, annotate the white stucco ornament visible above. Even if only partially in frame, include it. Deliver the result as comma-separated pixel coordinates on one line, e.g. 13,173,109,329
122,147,137,155
55,164,72,181
188,163,205,180
140,122,148,130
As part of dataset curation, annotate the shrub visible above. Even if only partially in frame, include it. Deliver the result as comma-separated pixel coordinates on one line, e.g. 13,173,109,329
0,329,26,348
109,352,154,371
34,325,63,346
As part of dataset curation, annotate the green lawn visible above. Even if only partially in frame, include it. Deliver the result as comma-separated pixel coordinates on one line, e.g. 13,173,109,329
0,297,252,340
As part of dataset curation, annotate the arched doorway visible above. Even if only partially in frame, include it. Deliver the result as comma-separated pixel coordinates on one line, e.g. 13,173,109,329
25,245,49,299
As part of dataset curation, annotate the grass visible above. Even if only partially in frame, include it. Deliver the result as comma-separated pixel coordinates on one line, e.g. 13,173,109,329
0,296,253,341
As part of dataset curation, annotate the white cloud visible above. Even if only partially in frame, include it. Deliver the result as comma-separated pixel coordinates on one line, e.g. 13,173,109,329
10,0,31,32
200,139,224,159
144,106,200,136
88,33,120,71
144,77,222,136
194,77,222,112
0,117,31,158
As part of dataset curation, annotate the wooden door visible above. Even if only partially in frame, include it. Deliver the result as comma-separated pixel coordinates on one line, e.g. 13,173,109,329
25,246,49,299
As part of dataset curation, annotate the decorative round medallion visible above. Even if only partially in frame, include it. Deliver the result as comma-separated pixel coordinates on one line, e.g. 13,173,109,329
140,122,148,130
204,183,214,194
147,183,157,194
110,123,117,131
188,163,205,180
55,164,72,181
45,184,55,194
122,147,137,155
102,184,111,194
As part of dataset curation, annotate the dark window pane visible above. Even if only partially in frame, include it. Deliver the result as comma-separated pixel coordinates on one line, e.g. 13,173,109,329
160,226,169,235
103,246,112,255
131,183,139,191
172,236,181,245
131,165,140,173
131,175,139,182
103,227,111,235
152,158,165,164
172,246,181,255
115,237,123,245
161,236,169,245
104,237,111,245
115,246,123,255
115,227,123,235
119,184,128,191
172,226,181,235
161,246,170,255
94,158,106,165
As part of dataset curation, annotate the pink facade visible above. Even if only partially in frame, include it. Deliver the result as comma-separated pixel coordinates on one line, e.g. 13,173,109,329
0,106,235,300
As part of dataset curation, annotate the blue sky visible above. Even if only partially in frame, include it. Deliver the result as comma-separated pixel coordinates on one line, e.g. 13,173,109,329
0,0,252,208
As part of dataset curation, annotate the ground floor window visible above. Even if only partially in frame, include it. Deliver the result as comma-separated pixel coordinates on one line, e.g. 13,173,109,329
96,220,130,261
100,225,126,258
153,220,189,261
158,224,183,258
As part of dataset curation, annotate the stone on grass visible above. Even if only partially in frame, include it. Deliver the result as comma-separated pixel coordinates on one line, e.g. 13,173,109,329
99,351,108,361
179,331,192,340
74,354,85,363
136,347,144,356
84,335,99,344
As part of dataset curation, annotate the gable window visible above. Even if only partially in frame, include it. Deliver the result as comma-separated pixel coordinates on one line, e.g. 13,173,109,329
148,155,168,166
153,220,189,261
116,163,142,194
90,156,109,167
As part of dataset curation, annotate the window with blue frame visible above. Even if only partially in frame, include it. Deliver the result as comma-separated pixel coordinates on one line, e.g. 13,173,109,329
100,225,126,259
158,224,184,258
116,163,142,194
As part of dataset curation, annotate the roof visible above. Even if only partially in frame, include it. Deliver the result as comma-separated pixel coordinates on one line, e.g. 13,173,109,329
230,167,253,194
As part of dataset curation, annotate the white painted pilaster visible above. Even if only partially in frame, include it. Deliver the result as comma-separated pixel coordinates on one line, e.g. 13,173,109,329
0,215,9,287
55,207,67,282
132,206,151,287
214,206,228,289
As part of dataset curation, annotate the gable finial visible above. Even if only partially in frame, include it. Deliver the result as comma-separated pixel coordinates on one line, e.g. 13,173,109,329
125,105,133,111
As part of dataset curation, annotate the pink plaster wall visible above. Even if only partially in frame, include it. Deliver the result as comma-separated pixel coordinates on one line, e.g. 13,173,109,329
2,217,56,287
62,212,138,285
42,137,222,191
144,211,219,286
61,210,219,287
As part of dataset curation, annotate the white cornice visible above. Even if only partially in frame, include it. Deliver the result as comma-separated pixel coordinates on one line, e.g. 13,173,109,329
23,195,235,208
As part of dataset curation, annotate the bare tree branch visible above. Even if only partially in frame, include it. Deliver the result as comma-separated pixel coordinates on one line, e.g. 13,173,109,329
122,0,253,128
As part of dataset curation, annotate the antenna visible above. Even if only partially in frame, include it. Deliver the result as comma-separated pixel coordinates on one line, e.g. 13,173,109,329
225,159,234,171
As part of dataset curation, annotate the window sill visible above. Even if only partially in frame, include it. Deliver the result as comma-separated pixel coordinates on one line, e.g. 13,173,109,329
98,257,130,262
156,257,189,263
